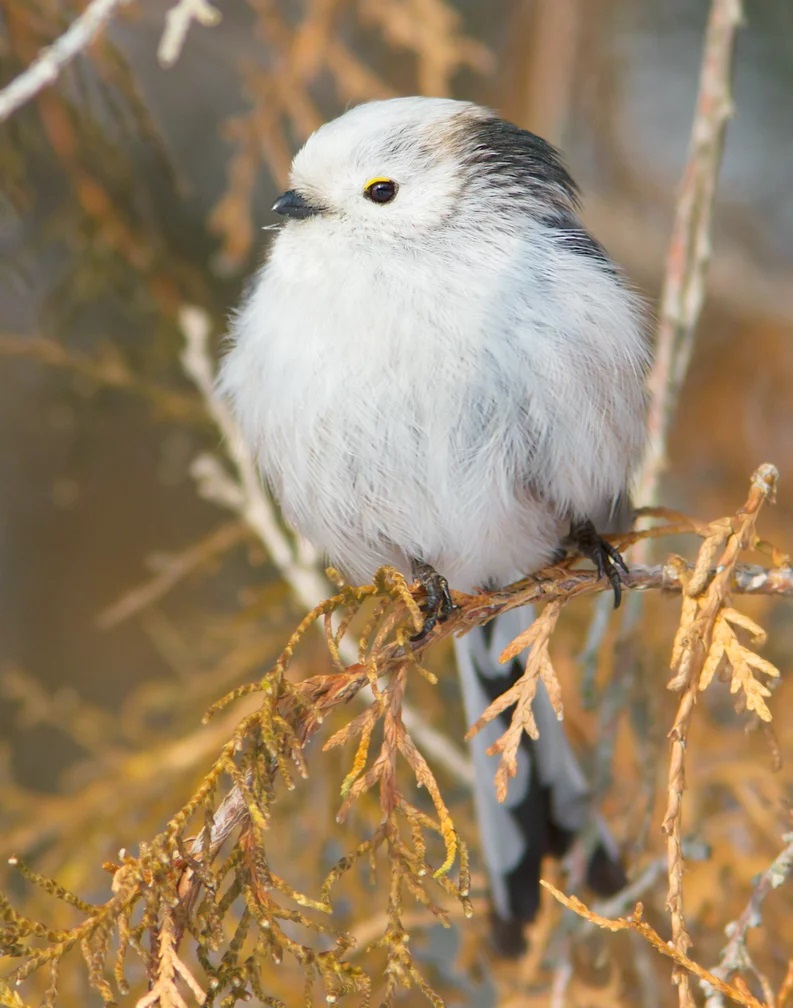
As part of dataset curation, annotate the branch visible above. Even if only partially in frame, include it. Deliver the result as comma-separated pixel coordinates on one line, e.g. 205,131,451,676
0,0,132,124
96,520,249,630
172,513,792,878
0,334,204,423
662,464,777,1008
157,0,221,68
541,882,766,1008
703,832,793,1008
3,467,790,1005
635,0,744,514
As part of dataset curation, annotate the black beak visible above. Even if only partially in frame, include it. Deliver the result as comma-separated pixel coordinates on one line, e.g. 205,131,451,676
272,189,321,220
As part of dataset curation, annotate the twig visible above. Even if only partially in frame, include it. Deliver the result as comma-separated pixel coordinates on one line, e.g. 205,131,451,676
157,0,221,68
634,0,744,514
96,520,249,629
465,599,564,801
135,905,206,1008
0,0,132,124
662,464,777,1008
541,882,767,1008
590,857,669,922
178,306,325,603
550,856,669,1008
0,334,204,423
703,832,793,1008
584,194,793,328
177,306,472,786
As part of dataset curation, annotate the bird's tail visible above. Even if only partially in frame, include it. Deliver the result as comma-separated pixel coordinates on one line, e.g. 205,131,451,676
454,605,625,955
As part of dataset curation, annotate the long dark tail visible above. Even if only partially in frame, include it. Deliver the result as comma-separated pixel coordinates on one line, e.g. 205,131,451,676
454,605,625,955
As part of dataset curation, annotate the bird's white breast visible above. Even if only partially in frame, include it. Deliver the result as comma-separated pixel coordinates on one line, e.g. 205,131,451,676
220,219,647,589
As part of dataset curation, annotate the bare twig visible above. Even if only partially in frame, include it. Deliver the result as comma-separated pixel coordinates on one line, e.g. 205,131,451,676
663,464,777,1007
0,334,204,422
157,0,221,68
0,0,132,124
550,856,669,1008
584,194,793,328
703,832,793,1008
635,0,744,514
541,882,766,1008
96,520,249,629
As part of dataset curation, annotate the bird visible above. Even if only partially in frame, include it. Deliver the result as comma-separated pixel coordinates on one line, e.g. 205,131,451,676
218,96,650,953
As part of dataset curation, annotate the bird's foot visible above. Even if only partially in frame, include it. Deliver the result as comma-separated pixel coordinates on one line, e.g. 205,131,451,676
569,519,628,608
410,560,457,641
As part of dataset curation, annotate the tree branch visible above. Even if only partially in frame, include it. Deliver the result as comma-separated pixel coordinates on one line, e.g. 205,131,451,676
0,0,132,124
635,0,744,515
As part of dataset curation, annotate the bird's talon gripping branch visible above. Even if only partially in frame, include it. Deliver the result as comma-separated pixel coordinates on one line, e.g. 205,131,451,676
570,519,629,608
410,560,457,641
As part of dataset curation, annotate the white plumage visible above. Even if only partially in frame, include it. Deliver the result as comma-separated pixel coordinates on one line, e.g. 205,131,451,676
219,97,649,591
219,96,650,942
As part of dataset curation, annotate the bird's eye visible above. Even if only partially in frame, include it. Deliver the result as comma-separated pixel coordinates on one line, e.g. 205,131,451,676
364,178,398,204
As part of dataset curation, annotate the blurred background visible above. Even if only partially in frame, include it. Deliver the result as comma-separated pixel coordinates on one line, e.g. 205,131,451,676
1,0,793,1005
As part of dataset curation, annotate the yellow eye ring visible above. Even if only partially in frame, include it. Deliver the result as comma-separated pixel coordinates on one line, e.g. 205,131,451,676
364,178,398,204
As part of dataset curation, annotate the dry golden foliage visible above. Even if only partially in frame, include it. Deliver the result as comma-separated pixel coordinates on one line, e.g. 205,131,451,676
465,600,564,803
540,883,766,1008
663,465,780,1006
3,0,791,1005
1,466,791,1007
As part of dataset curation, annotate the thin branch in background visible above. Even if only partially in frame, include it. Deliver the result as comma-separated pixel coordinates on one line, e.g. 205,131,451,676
177,306,473,787
550,857,669,1008
178,307,326,605
504,0,582,144
703,832,793,1008
634,0,744,518
576,2,744,927
584,194,793,329
663,464,778,1008
568,5,745,999
542,882,766,1008
0,0,132,124
0,334,205,423
157,0,221,68
96,520,249,630
574,8,746,998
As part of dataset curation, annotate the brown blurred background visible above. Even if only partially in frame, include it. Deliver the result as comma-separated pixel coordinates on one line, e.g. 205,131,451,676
1,1,793,1005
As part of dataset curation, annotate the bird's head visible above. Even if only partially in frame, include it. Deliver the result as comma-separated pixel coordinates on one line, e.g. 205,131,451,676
271,97,580,243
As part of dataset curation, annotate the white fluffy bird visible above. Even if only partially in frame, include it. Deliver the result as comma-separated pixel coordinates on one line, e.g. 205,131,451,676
219,96,650,952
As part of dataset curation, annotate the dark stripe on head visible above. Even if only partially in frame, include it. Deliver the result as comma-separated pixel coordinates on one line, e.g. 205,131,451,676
551,214,615,269
458,114,580,214
454,111,621,272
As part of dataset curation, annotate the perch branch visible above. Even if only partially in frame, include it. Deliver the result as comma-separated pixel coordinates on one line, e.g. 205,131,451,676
178,537,792,865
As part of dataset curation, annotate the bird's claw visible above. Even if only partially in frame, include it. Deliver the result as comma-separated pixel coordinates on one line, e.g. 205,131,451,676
410,560,457,641
570,519,629,608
